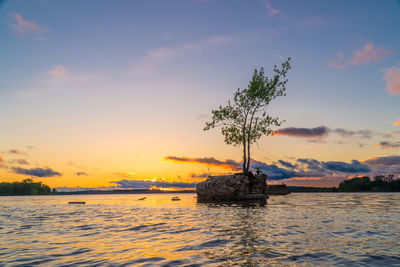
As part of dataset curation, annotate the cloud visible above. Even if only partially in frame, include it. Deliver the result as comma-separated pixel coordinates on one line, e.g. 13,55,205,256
189,172,210,179
382,64,400,95
273,126,330,138
332,128,372,139
327,52,346,70
9,159,29,165
48,65,68,80
167,154,373,181
110,179,197,189
251,158,369,180
251,160,299,180
76,172,88,176
11,13,44,37
362,156,400,175
132,35,232,75
0,155,4,165
6,149,27,155
164,156,241,170
327,59,346,70
263,0,280,17
17,65,101,97
321,160,370,173
384,130,400,138
349,44,392,65
45,65,99,84
196,113,208,120
394,118,400,126
11,167,62,177
273,126,372,140
363,156,400,166
277,160,296,169
376,141,400,149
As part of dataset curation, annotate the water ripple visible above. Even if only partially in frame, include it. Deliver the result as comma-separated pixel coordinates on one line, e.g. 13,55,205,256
0,193,399,266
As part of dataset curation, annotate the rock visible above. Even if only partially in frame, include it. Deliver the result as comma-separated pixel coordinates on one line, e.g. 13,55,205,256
196,173,268,203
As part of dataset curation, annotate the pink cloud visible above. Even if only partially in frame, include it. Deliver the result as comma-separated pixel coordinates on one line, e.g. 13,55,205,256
11,13,43,36
383,64,400,95
349,44,392,65
327,52,346,70
264,0,279,17
48,65,68,79
327,59,346,70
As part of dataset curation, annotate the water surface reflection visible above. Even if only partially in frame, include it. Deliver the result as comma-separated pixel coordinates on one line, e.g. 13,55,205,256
0,193,399,266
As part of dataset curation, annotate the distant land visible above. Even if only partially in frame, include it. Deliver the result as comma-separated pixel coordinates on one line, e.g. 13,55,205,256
1,175,400,196
55,189,196,195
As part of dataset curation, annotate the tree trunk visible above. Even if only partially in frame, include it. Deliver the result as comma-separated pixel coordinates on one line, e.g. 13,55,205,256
246,137,251,173
242,139,247,172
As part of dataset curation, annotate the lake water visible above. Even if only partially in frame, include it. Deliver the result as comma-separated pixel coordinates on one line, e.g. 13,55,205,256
0,193,399,266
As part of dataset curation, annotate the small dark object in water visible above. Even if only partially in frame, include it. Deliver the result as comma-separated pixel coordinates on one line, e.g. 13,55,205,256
267,184,290,195
68,201,86,204
137,197,146,201
171,197,180,201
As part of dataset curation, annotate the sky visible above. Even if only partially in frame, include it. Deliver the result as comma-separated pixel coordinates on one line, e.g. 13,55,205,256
0,0,400,190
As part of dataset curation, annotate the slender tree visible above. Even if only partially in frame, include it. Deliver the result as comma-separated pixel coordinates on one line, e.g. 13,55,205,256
204,58,291,173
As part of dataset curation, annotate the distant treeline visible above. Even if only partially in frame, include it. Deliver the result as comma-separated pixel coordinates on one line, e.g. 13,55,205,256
289,175,400,193
338,175,400,192
289,186,338,193
0,179,56,196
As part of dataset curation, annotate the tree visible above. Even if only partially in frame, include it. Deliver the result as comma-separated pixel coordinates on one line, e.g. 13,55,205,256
204,58,291,173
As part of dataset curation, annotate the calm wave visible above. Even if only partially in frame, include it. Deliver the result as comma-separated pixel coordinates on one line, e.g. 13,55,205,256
1,193,399,266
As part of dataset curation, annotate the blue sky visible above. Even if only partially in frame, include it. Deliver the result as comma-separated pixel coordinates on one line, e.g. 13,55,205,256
0,0,399,188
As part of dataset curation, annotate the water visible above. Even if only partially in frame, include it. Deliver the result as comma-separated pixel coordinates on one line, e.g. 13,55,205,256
0,193,399,266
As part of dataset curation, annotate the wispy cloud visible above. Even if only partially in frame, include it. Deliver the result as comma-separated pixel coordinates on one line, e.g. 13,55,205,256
382,64,400,95
48,65,68,80
263,0,280,17
8,159,29,165
189,172,210,179
11,167,62,177
10,13,44,37
110,179,196,189
349,44,392,65
333,128,372,139
196,113,208,120
132,35,232,75
16,65,101,97
0,155,4,165
393,118,400,126
363,156,400,166
273,126,372,140
327,59,346,70
327,52,346,70
5,149,27,155
76,171,88,176
113,172,137,178
46,65,99,84
164,156,240,171
384,130,400,138
376,141,400,149
273,126,330,138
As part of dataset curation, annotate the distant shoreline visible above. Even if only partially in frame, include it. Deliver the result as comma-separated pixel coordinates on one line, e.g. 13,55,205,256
55,189,196,195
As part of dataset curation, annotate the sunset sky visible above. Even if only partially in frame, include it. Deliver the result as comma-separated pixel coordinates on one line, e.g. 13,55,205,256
1,0,399,189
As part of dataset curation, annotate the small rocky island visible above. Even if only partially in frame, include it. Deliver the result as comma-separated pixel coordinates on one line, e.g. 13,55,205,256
196,173,268,203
